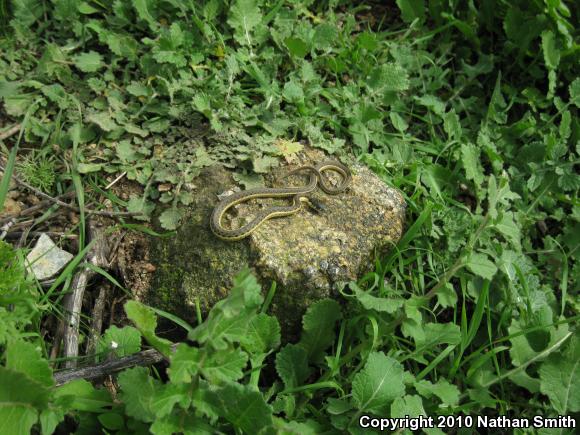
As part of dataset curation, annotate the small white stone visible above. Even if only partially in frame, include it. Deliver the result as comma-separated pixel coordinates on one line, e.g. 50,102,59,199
26,233,74,280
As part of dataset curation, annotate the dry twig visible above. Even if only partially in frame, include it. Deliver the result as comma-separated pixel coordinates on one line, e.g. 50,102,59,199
0,124,21,141
53,344,177,386
62,222,110,369
86,284,110,359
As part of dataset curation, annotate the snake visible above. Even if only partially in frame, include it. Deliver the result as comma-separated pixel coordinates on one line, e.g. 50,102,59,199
210,161,351,241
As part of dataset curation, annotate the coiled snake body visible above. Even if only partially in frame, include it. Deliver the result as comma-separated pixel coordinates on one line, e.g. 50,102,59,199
210,161,351,241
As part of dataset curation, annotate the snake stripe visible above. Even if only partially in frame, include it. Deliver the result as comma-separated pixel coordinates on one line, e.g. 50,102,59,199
210,161,351,241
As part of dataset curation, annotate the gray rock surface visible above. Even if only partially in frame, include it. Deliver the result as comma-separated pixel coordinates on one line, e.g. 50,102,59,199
122,147,406,338
26,233,74,281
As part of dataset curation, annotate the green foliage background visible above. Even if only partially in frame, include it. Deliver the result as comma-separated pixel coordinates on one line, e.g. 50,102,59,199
0,0,578,433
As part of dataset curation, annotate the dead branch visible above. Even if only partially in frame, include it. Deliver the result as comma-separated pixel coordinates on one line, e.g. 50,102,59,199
0,124,21,141
62,222,110,369
86,284,109,359
0,218,15,240
53,345,178,386
3,231,78,240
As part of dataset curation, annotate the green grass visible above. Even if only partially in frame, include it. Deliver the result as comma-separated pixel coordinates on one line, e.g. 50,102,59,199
0,0,578,433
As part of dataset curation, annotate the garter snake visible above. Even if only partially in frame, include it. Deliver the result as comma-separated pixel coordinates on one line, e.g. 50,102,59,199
210,161,351,241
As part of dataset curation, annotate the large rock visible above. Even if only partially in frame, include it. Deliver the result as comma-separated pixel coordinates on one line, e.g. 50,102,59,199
123,147,406,338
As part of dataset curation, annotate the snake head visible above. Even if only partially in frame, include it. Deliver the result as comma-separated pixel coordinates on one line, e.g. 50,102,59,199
301,196,327,214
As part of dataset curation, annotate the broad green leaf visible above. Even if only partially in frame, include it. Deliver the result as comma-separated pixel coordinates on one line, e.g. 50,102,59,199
351,282,404,313
569,77,580,107
144,118,170,133
357,32,378,51
124,122,148,137
127,195,155,220
443,109,462,140
352,352,405,412
86,112,118,132
486,73,507,124
389,112,409,132
40,408,66,435
78,2,100,14
73,51,104,73
541,30,560,70
436,283,458,308
503,7,542,52
151,383,191,419
416,323,461,349
124,300,172,356
468,387,497,409
97,412,125,431
559,110,571,139
3,94,36,116
116,140,138,163
159,207,182,230
276,344,310,389
0,405,37,435
202,348,248,383
313,23,337,49
132,0,158,30
275,418,320,434
368,63,410,92
282,80,304,103
509,370,540,394
105,32,139,60
77,162,104,174
5,339,54,388
486,175,520,219
0,80,20,98
188,269,263,349
205,383,273,434
98,325,141,358
54,379,112,412
539,334,580,413
153,50,187,67
168,344,201,384
227,0,262,46
395,0,425,23
391,395,443,435
285,37,309,58
0,367,47,435
10,0,43,27
415,94,445,116
240,313,281,355
414,379,460,406
299,299,342,363
41,84,70,109
126,82,150,97
494,212,521,248
202,0,220,20
401,296,427,344
118,367,158,422
460,143,484,186
466,252,497,280
150,412,213,435
274,139,303,158
169,23,184,47
420,164,453,201
509,321,570,367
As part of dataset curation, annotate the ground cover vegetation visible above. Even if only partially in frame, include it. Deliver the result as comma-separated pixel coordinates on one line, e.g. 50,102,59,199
0,0,578,433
